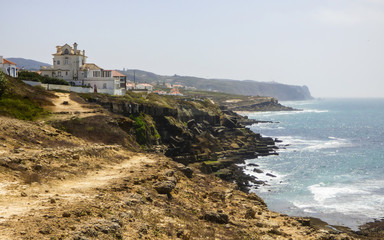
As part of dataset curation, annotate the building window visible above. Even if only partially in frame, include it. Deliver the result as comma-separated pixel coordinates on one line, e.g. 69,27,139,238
103,83,107,89
102,71,111,77
66,71,68,76
58,71,61,77
65,58,68,65
64,49,69,55
93,71,100,77
57,60,60,65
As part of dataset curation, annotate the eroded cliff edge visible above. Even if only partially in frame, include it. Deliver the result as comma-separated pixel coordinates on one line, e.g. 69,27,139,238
75,92,280,192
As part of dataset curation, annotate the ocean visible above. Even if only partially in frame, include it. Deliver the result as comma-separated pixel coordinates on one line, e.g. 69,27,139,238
240,98,384,230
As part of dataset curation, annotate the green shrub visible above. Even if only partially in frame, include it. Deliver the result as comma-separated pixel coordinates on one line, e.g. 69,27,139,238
18,71,69,85
132,115,147,145
131,113,160,146
0,72,7,98
0,97,47,120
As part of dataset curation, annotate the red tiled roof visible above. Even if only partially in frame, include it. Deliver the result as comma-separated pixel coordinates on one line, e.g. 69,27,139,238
3,58,17,65
111,70,126,77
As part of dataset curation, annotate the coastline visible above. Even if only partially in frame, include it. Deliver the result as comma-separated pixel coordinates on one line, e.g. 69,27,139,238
238,99,384,239
0,78,369,239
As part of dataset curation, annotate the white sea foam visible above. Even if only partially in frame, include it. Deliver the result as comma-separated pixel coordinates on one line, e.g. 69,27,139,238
292,180,384,228
245,108,328,119
271,135,353,153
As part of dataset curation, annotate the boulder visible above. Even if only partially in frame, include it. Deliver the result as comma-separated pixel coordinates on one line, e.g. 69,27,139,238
253,168,264,174
153,181,176,194
266,173,276,178
203,211,229,224
179,166,193,178
222,117,237,129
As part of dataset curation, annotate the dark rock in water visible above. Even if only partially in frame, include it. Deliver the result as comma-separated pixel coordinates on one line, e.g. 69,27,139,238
153,181,176,194
202,211,229,224
253,168,264,174
253,180,265,185
266,173,276,178
274,138,283,143
247,163,259,167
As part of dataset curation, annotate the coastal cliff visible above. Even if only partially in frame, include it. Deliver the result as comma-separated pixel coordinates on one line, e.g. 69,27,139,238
0,75,367,239
75,92,278,192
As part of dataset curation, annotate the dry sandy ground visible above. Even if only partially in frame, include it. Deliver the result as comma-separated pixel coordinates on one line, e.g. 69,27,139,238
0,151,156,239
45,92,105,120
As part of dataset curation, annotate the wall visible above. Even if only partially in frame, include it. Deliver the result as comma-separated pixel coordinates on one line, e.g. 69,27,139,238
22,80,125,96
41,84,70,91
22,80,42,87
70,86,93,93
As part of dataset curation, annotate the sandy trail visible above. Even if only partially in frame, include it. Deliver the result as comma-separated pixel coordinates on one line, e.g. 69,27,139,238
45,92,104,120
0,153,155,237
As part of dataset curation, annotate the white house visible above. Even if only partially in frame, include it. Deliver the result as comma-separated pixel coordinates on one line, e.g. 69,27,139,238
0,56,18,77
135,83,153,92
40,43,126,94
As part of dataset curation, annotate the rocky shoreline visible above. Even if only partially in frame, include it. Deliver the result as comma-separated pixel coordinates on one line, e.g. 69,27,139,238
60,92,382,238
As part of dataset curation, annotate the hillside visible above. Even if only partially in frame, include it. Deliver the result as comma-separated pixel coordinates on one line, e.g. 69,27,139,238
120,69,313,101
7,58,51,71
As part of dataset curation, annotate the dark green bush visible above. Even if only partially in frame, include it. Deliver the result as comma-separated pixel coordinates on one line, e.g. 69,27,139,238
131,113,160,146
18,71,69,86
0,97,46,120
0,72,7,98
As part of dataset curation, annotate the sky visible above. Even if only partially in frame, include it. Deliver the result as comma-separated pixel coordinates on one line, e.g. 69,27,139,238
1,0,384,98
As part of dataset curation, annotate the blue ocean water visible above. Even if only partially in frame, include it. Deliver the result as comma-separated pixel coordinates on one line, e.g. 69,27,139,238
241,99,384,230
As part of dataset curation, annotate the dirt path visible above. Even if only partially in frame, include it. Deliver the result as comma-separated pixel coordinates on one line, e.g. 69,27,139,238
45,92,105,120
0,152,156,239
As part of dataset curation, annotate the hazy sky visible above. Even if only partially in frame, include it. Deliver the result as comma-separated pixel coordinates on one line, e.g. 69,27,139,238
1,0,384,98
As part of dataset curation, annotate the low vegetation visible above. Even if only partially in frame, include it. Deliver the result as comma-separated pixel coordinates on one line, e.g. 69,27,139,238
0,72,48,120
18,70,69,85
131,113,160,147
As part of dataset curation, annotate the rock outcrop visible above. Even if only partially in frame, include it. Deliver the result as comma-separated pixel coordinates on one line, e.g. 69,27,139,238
81,93,278,192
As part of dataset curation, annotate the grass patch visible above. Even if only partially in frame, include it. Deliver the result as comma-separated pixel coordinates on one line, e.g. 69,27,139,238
131,113,160,147
0,97,47,120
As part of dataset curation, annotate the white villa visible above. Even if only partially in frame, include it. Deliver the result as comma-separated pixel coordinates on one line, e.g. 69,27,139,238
40,43,126,95
0,56,18,77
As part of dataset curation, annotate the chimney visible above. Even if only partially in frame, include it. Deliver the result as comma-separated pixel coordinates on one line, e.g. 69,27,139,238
0,56,3,64
73,42,78,54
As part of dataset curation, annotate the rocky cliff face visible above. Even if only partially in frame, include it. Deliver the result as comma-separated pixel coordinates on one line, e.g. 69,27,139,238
83,94,278,191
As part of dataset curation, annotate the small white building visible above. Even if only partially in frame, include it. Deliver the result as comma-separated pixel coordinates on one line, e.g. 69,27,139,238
40,43,126,95
135,83,153,92
0,56,18,77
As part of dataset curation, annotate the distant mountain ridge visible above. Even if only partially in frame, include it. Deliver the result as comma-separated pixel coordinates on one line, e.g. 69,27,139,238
120,69,313,101
8,58,50,71
9,57,313,100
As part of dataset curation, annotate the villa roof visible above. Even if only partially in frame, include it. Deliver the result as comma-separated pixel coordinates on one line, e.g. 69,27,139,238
3,58,16,65
80,63,102,70
111,70,126,77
